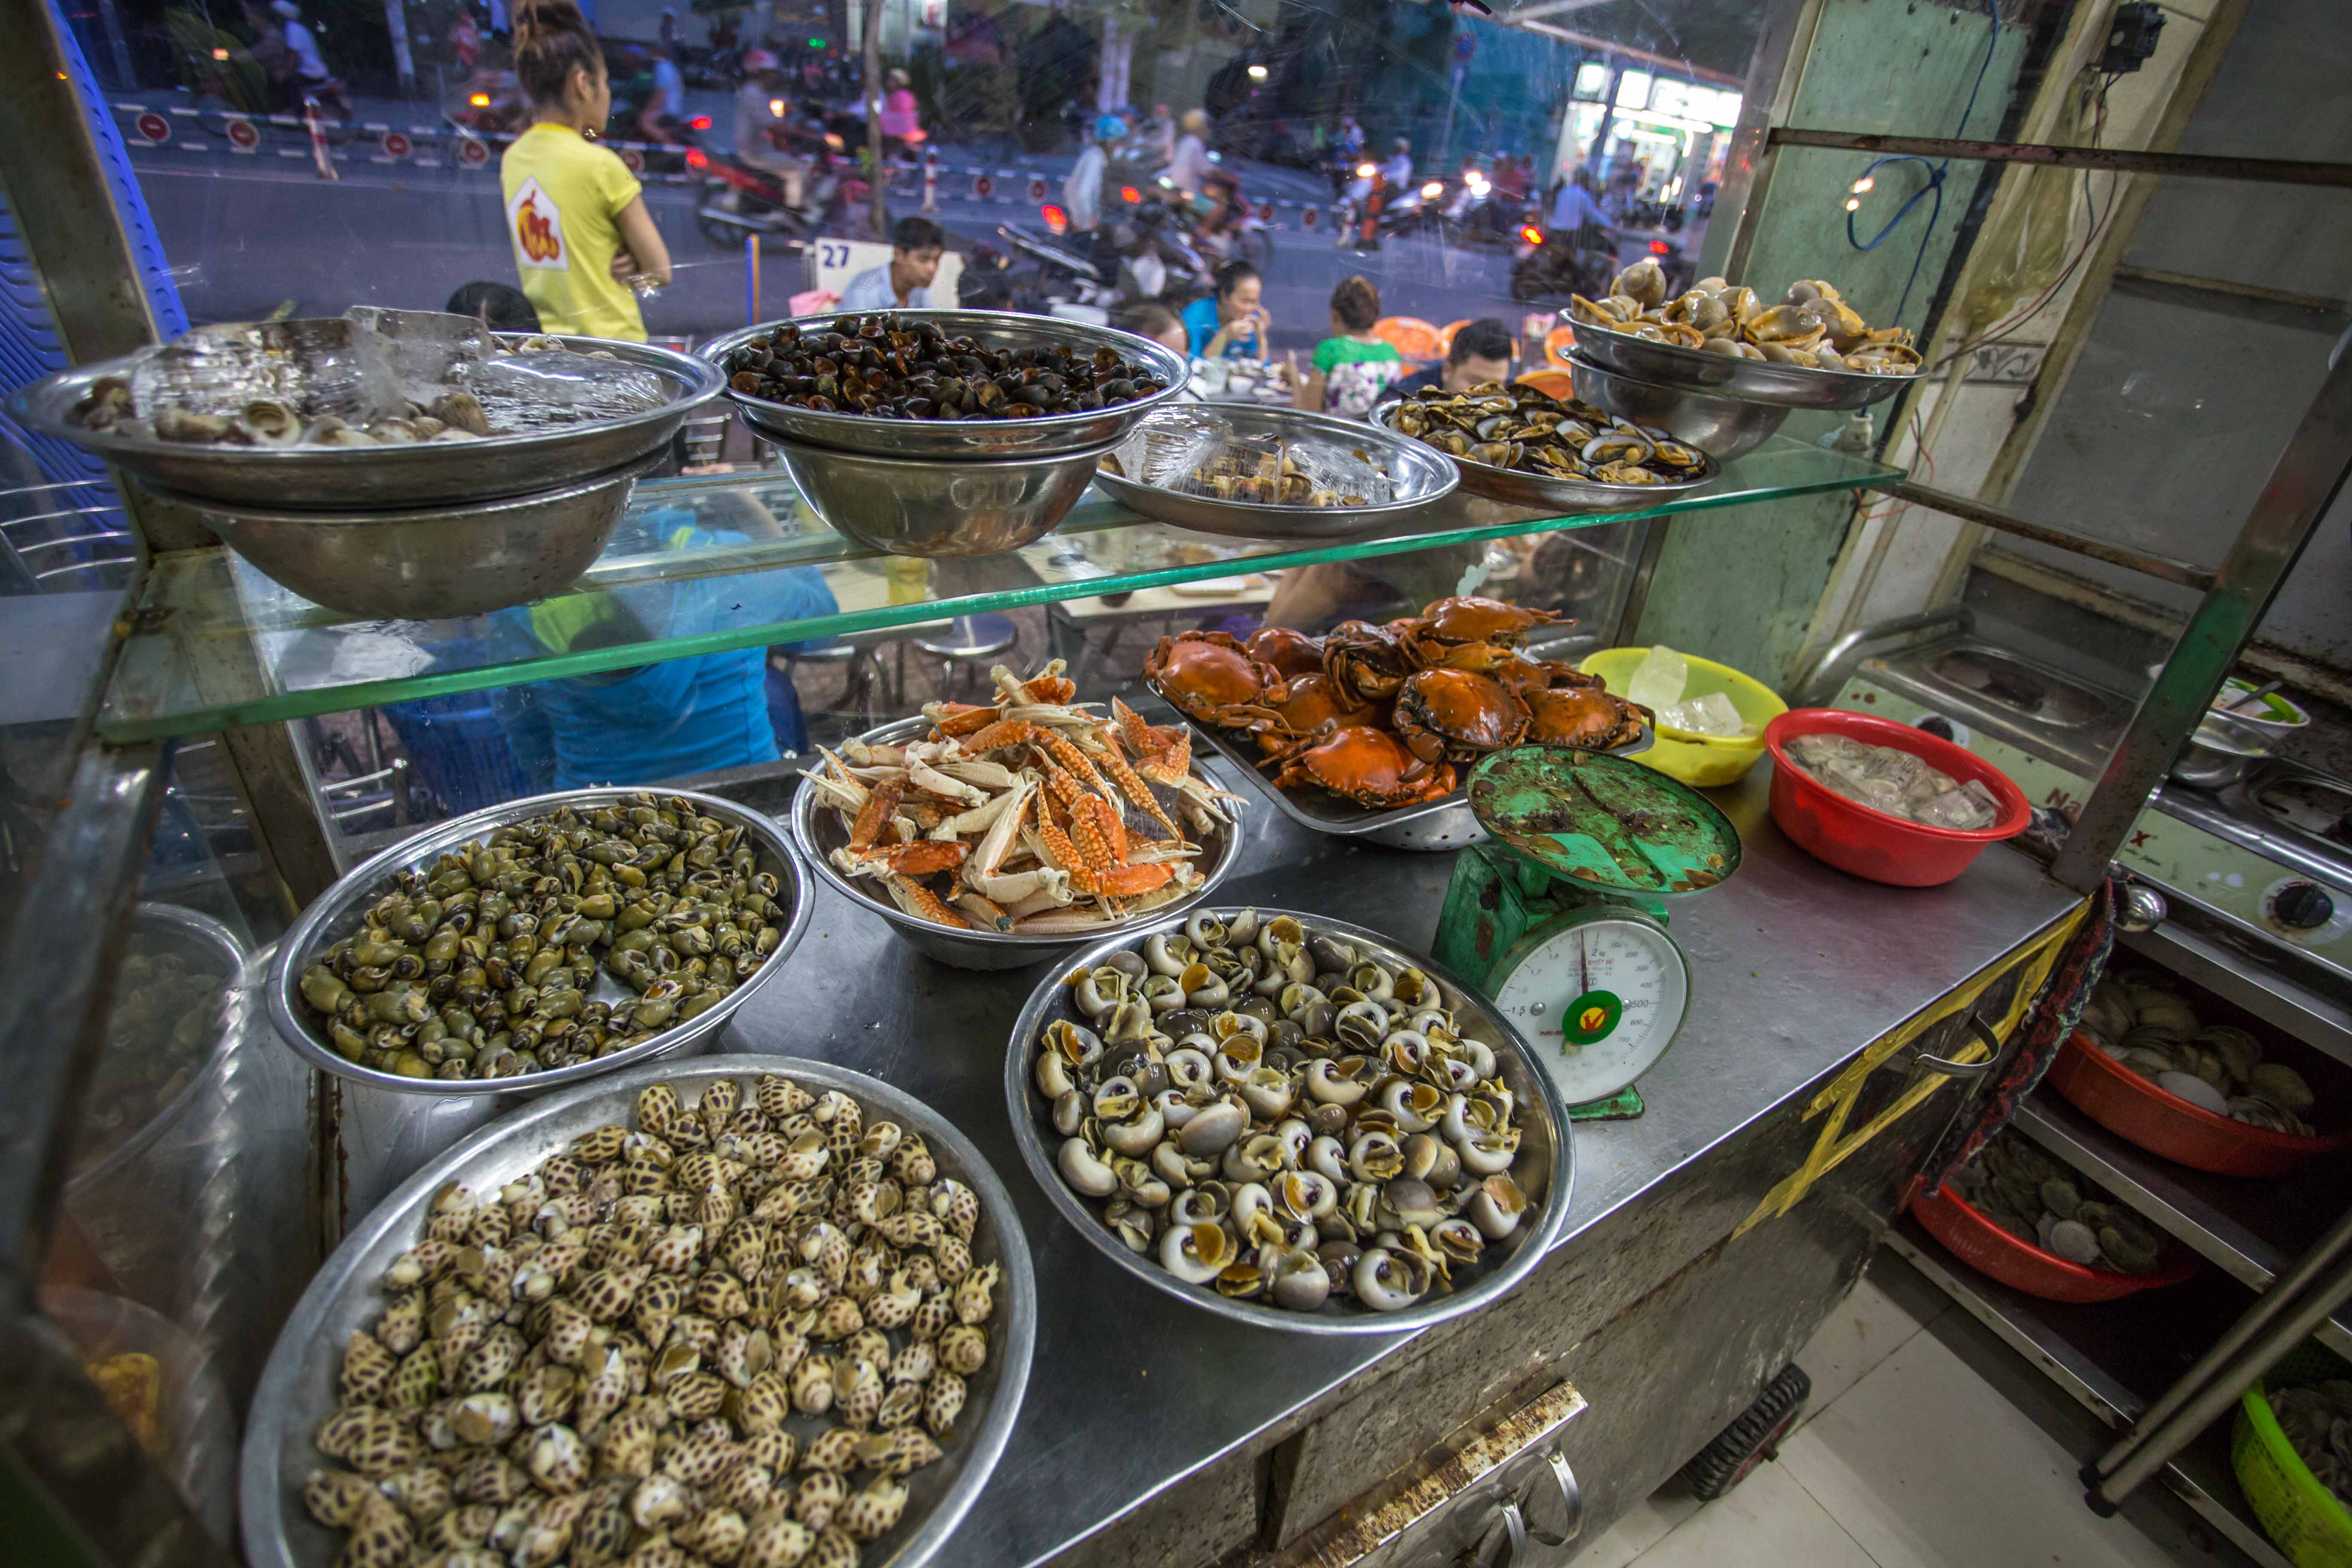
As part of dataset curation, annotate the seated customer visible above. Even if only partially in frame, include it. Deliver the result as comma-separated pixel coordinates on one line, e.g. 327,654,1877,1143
1182,261,1269,361
1290,274,1404,418
839,215,946,311
1377,317,1518,404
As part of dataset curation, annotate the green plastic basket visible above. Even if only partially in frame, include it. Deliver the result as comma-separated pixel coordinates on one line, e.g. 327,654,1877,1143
2234,1344,2352,1568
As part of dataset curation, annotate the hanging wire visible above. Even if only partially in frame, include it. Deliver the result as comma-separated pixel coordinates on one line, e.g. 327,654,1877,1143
1843,0,2003,325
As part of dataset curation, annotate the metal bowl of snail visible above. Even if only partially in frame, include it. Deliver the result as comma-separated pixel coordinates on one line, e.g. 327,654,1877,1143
241,1056,1036,1568
267,787,812,1098
1003,908,1573,1334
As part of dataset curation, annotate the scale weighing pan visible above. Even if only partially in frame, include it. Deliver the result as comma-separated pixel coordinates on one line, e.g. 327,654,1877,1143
1436,748,1741,1118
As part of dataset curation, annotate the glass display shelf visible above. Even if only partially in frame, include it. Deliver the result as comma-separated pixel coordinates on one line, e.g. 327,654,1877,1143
96,438,1900,741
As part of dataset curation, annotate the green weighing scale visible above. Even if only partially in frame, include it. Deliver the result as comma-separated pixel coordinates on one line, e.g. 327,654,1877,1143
1433,748,1742,1120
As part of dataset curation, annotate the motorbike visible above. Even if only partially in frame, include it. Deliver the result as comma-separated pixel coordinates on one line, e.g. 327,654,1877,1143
1508,223,1619,303
694,115,858,247
445,69,531,138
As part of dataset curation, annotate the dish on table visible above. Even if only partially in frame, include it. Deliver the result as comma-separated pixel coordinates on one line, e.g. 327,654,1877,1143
1004,908,1571,1332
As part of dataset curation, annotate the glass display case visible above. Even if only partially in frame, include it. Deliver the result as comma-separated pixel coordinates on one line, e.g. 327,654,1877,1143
5,0,2351,1563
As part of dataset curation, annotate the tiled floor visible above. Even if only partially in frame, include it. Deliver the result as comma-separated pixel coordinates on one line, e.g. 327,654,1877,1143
1572,1250,2253,1568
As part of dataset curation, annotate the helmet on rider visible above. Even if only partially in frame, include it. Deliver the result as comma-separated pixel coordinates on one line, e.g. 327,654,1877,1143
1094,114,1127,142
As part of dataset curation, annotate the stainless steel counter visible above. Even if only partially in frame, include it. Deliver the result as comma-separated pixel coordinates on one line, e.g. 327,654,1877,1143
716,761,2082,1567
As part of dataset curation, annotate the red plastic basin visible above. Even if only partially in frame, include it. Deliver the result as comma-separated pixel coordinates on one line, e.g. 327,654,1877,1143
1911,1182,2195,1303
1762,708,2031,887
2046,1031,2352,1178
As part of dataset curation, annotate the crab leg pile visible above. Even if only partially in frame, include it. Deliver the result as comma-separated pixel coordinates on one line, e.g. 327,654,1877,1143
804,664,1245,934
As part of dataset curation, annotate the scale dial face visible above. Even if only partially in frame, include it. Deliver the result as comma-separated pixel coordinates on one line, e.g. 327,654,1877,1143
1489,908,1691,1106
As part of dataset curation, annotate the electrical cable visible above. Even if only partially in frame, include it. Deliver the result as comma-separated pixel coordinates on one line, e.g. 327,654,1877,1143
1930,74,2118,374
1844,0,2003,325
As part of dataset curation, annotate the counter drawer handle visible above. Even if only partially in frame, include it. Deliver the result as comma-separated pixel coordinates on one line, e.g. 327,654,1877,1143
1470,1448,1582,1566
1911,1016,2003,1080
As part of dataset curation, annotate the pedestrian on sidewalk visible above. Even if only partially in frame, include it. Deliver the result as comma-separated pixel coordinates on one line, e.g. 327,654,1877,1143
499,0,672,340
1065,114,1124,235
1170,108,1213,196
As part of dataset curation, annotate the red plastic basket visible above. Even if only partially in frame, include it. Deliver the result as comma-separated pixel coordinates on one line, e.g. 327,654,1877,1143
1762,709,2030,887
1911,1182,2195,1302
2046,1031,2352,1178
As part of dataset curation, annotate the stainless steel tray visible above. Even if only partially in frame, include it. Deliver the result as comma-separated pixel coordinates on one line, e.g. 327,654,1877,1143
266,786,810,1097
1004,909,1572,1334
1090,403,1458,541
1567,315,1922,410
702,309,1190,459
1371,403,1718,514
1152,686,1652,852
791,715,1246,970
241,1055,1035,1568
10,334,723,509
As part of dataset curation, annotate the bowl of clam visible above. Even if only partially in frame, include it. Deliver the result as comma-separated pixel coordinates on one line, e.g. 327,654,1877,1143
1566,259,1923,410
2051,973,2351,1177
241,1058,1034,1568
1004,908,1571,1333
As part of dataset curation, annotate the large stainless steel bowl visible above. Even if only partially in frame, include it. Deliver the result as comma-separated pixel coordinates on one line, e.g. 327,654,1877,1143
1090,403,1460,541
791,715,1247,971
1372,403,1717,515
1004,910,1573,1333
775,435,1119,557
1567,315,1922,410
9,334,724,508
266,786,810,1097
702,309,1190,458
241,1055,1035,1568
1567,352,1792,463
151,453,660,620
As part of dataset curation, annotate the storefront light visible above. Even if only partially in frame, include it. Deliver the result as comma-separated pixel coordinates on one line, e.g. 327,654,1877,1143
1614,70,1653,110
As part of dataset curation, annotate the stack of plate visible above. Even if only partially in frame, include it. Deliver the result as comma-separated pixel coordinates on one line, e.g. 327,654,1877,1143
701,309,1188,557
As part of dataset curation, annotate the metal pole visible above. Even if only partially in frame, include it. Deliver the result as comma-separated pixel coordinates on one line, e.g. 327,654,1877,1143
1766,126,2352,188
1862,480,2217,590
2050,348,2352,892
2088,1243,2352,1512
2089,1202,2352,1492
863,0,888,239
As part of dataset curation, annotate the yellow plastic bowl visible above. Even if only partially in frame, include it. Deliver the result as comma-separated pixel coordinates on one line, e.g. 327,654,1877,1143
1578,648,1787,788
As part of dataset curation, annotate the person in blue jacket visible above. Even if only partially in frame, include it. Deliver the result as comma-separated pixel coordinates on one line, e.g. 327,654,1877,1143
489,496,837,790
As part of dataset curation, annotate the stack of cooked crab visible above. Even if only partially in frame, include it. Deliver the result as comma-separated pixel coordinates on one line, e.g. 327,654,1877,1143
1143,597,1650,809
804,663,1243,933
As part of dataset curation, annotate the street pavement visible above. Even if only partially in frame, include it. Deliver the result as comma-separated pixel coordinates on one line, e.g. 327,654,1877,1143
107,85,1605,355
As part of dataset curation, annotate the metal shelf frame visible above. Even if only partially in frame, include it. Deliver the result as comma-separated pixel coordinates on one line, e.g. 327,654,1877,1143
1885,1216,2293,1568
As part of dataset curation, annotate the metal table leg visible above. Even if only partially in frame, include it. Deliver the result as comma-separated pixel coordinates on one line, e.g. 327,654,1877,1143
2086,1206,2352,1512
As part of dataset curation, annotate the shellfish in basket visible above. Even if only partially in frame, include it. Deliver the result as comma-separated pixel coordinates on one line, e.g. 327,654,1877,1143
1143,597,1650,812
801,662,1245,934
1570,262,1923,375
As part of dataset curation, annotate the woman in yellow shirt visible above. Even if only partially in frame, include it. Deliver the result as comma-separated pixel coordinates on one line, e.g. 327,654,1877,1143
499,0,672,341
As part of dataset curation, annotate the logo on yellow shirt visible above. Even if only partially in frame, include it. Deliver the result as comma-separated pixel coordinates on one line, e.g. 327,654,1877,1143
507,176,568,271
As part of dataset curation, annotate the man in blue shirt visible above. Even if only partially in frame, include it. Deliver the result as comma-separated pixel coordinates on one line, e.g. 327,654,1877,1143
1549,166,1613,241
490,501,839,789
839,216,947,311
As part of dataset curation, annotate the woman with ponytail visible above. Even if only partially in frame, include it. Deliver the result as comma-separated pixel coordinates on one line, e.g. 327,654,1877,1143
499,0,671,340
